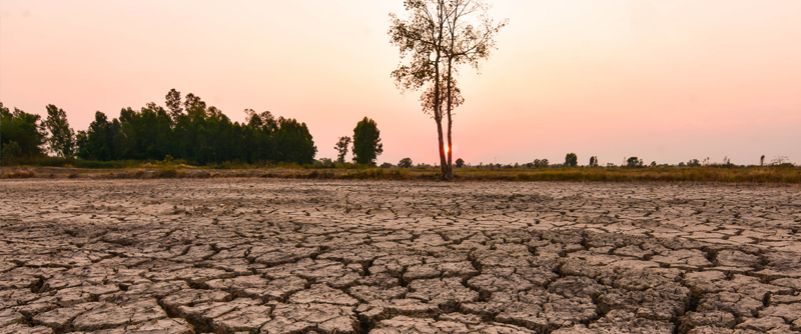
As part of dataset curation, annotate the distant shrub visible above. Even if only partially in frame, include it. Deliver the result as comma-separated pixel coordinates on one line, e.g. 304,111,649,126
532,159,549,168
398,158,413,168
564,153,578,167
313,158,336,168
626,157,644,168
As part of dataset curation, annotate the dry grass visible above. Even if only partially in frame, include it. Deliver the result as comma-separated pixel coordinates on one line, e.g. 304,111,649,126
2,165,800,183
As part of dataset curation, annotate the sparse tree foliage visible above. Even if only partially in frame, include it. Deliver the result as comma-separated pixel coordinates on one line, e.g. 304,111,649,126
564,153,578,167
335,136,351,164
44,104,76,159
589,156,598,167
398,157,413,168
389,0,505,180
352,117,383,165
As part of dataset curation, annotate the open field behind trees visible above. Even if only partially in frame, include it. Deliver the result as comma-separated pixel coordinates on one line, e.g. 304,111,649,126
1,178,800,333
2,164,801,183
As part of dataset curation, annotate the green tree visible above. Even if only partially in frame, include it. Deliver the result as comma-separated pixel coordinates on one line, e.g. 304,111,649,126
165,88,183,124
245,109,278,163
44,104,76,158
334,136,351,164
76,111,118,160
455,158,465,168
352,117,383,165
626,157,644,168
398,157,413,168
564,153,578,167
389,0,505,180
116,104,172,160
1,103,46,161
589,156,598,167
274,118,316,164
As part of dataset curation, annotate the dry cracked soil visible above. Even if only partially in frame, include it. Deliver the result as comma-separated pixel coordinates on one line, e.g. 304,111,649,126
1,179,800,334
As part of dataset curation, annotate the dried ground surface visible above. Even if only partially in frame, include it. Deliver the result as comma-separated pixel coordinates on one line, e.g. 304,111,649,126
1,179,800,334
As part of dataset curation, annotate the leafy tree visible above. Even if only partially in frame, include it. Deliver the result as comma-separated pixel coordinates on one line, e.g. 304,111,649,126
687,159,701,167
389,0,505,180
44,104,76,158
626,157,644,168
165,88,183,124
116,104,172,160
76,111,118,160
1,103,46,161
398,157,413,168
760,155,765,167
8,90,321,166
588,156,598,167
334,136,351,163
274,118,316,164
533,159,549,168
564,153,578,167
352,117,383,165
245,109,278,163
455,158,465,168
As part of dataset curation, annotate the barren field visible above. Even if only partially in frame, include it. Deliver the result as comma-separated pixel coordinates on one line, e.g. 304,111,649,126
1,179,800,334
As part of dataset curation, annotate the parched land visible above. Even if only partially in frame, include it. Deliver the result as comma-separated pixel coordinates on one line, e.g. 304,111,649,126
1,179,800,334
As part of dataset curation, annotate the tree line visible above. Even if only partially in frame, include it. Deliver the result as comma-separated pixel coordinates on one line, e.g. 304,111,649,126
1,89,317,165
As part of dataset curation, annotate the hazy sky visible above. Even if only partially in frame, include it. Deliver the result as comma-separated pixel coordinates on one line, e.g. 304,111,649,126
1,0,800,165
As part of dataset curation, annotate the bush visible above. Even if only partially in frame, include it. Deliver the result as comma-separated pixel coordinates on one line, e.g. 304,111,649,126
398,158,413,168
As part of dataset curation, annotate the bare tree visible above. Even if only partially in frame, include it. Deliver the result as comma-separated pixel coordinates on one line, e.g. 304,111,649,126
389,0,505,180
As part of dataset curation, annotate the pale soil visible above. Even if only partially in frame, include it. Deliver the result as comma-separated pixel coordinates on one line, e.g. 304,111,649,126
1,179,800,333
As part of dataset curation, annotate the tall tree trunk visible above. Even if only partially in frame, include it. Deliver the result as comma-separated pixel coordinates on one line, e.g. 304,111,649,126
434,0,448,180
442,0,461,181
445,58,454,180
436,116,447,179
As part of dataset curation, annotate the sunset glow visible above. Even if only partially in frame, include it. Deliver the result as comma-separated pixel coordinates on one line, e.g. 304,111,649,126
1,0,800,165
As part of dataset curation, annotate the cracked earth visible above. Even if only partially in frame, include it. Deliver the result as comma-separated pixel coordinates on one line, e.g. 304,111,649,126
1,179,800,334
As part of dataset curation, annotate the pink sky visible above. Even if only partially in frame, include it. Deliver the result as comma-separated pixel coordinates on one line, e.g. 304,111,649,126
1,0,800,165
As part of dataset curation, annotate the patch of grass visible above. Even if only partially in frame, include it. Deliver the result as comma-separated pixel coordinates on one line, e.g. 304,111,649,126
0,170,35,179
2,165,799,183
453,166,801,183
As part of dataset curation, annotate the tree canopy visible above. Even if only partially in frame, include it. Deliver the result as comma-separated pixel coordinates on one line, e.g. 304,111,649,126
352,117,383,165
44,104,75,159
0,103,46,162
1,90,318,165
